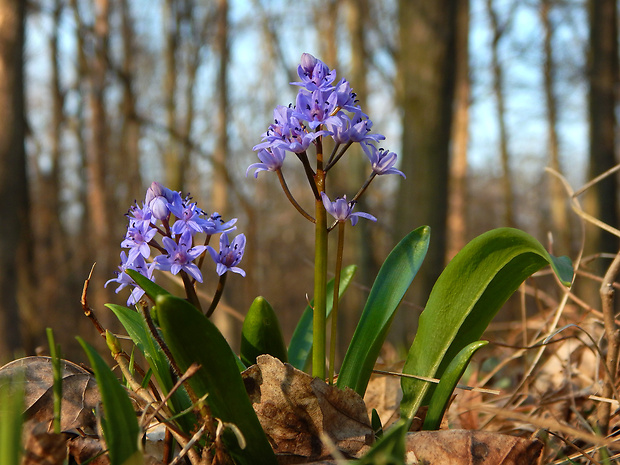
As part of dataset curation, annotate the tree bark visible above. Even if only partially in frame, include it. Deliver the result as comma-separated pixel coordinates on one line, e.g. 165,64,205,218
487,0,515,228
541,0,570,254
586,0,618,255
0,0,27,359
394,0,457,342
446,0,471,261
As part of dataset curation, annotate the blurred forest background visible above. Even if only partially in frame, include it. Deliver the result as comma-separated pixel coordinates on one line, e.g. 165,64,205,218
0,0,617,364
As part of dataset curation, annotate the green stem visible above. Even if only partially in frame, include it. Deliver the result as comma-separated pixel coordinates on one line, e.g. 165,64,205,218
46,328,62,434
329,221,345,384
313,138,328,380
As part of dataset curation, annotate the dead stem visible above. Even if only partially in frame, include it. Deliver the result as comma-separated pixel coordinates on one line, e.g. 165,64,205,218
597,250,620,436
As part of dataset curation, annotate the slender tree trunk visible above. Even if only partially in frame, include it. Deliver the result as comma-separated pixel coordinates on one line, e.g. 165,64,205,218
487,0,514,228
339,0,374,361
541,0,570,254
0,0,27,359
447,0,471,261
118,0,141,204
163,0,181,191
394,0,457,342
86,0,112,312
586,0,618,255
212,0,234,341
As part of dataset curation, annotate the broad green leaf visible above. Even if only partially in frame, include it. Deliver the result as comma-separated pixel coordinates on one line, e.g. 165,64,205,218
400,227,573,420
126,269,171,301
107,304,194,433
288,264,357,370
156,294,277,465
78,337,142,465
0,370,24,465
422,340,488,430
357,418,407,465
241,296,288,366
337,226,430,396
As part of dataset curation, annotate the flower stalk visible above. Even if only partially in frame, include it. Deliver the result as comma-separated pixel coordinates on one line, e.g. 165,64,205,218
329,221,346,384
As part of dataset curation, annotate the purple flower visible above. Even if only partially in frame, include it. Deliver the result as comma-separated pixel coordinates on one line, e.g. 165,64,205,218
121,222,157,264
202,212,237,235
127,201,153,229
169,199,207,236
254,105,325,153
145,182,180,220
325,109,385,145
294,89,342,130
333,78,359,112
207,233,246,277
106,252,156,306
321,192,377,226
154,231,207,282
292,53,336,92
246,146,286,178
362,144,405,178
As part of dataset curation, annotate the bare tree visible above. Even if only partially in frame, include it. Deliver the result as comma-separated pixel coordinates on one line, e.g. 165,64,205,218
0,0,27,359
586,0,618,256
394,0,457,341
487,0,515,228
446,0,471,261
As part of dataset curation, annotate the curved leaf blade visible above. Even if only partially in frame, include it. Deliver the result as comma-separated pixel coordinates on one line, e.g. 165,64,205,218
107,304,194,433
156,294,277,465
125,269,171,301
241,296,288,366
422,340,488,430
78,337,142,465
337,226,430,396
288,264,357,370
400,227,573,420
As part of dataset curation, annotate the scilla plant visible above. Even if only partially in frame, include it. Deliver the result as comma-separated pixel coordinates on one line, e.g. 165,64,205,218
89,53,573,464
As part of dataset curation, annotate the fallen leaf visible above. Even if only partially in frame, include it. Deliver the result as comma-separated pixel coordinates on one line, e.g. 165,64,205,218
21,422,69,465
242,354,374,463
404,430,542,465
67,436,110,465
0,356,100,435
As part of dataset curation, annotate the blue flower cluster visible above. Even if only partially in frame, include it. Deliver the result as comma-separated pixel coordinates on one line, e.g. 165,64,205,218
248,53,404,224
106,182,244,306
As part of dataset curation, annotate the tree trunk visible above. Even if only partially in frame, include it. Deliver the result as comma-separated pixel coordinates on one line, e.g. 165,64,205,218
487,0,515,228
394,0,457,342
0,0,27,359
541,0,570,255
163,0,182,191
446,0,471,261
586,0,618,255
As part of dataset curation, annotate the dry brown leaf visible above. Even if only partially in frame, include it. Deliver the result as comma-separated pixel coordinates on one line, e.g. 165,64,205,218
364,370,402,429
0,356,100,435
67,436,110,465
242,354,374,463
404,430,542,465
21,422,69,465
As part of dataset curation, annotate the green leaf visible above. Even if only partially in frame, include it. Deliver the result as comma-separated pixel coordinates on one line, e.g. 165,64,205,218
422,340,488,430
288,264,357,370
126,269,171,301
0,370,24,465
156,294,277,465
241,296,288,366
337,226,430,396
400,227,573,420
107,304,194,433
78,337,142,465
